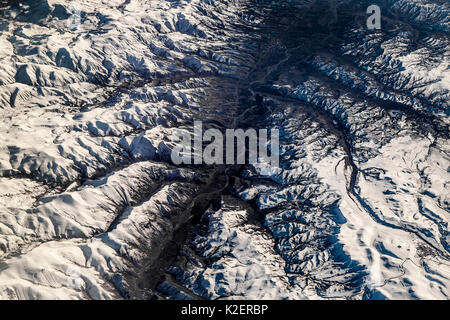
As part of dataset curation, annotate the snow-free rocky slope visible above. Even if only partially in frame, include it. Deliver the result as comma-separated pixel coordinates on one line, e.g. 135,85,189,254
0,0,449,299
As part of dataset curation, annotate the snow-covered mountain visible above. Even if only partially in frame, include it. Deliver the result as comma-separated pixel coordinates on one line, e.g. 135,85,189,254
0,0,448,299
